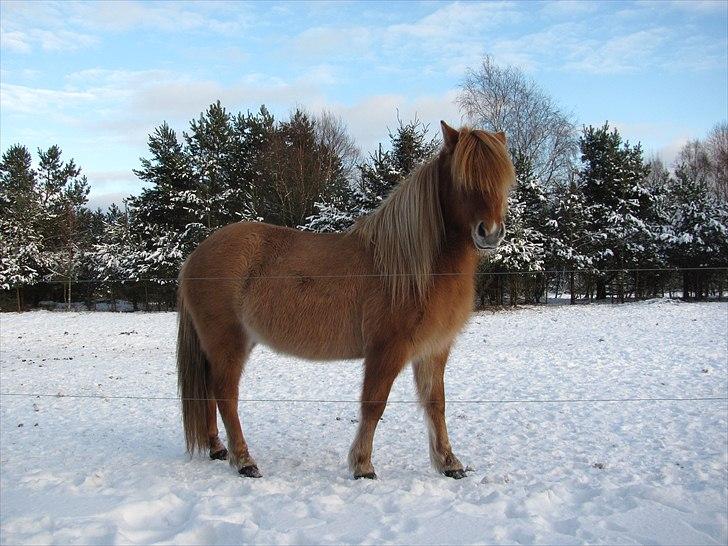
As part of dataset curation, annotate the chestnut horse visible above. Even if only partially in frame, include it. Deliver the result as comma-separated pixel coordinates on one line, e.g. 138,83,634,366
177,122,515,479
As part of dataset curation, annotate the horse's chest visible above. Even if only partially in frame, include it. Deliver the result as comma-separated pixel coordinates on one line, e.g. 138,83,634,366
411,278,473,358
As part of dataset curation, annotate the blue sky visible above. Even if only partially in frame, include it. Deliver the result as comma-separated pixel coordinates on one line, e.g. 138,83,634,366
1,0,726,209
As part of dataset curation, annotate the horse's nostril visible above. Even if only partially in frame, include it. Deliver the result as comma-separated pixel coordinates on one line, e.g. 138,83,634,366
477,222,486,237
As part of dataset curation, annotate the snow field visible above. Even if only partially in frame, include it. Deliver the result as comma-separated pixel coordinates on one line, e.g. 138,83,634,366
0,300,726,544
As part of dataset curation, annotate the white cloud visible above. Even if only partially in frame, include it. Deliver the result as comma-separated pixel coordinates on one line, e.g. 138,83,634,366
490,22,588,72
0,26,97,53
541,1,599,17
328,90,462,153
87,190,136,210
0,0,251,55
388,1,520,38
655,136,692,168
665,1,727,14
0,28,30,52
564,28,670,74
33,28,98,51
290,26,374,59
0,83,98,114
68,0,250,34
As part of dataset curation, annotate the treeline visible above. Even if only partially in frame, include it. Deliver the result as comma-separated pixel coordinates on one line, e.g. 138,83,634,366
1,57,727,311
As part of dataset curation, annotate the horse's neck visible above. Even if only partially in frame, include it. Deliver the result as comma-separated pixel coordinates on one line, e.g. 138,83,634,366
434,232,479,277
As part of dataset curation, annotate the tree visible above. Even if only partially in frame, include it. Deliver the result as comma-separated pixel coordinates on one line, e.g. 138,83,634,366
705,122,727,202
0,145,45,310
263,109,354,227
34,146,91,309
457,55,577,187
184,101,237,229
677,123,728,203
548,180,593,302
578,123,659,300
304,116,439,232
663,153,728,299
229,106,276,221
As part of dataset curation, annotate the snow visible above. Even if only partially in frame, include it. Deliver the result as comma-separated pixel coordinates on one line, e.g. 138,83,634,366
1,300,726,545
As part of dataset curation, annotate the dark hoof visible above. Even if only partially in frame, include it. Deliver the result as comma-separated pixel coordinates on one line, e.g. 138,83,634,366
354,472,377,480
239,465,262,478
210,448,228,460
444,468,468,479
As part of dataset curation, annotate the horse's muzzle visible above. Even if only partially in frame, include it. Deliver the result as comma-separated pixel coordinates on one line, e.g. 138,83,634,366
472,221,505,250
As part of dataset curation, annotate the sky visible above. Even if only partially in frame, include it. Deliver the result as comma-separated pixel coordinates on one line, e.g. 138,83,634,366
1,0,727,210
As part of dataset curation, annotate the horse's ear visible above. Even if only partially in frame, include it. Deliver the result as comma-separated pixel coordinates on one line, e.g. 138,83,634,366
440,121,459,152
495,131,507,145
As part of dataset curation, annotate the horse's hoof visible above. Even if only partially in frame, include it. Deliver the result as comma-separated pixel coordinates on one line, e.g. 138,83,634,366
354,472,377,480
239,465,262,478
210,448,228,461
444,468,467,479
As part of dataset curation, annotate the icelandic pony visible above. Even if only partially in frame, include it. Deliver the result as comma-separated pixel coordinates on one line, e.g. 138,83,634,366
177,122,515,479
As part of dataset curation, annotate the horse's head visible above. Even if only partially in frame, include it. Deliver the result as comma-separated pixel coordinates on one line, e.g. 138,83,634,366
439,121,515,251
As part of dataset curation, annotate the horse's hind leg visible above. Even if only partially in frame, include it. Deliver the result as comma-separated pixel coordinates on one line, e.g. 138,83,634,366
207,399,228,460
413,348,466,479
203,323,261,478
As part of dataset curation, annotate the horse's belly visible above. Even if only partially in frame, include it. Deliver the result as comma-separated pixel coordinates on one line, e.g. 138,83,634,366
241,279,364,361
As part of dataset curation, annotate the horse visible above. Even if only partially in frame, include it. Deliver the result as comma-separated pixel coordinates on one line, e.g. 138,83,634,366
176,121,515,479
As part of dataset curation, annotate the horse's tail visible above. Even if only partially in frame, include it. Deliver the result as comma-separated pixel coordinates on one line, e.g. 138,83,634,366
176,292,210,454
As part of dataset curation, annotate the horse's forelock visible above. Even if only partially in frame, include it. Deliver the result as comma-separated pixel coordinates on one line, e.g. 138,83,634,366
451,129,515,218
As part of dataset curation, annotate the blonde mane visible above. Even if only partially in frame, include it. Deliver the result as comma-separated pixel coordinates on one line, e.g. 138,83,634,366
352,159,443,305
352,128,514,306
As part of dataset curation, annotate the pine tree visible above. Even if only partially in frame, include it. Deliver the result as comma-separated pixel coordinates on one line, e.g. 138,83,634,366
184,101,236,229
663,162,728,299
304,116,439,232
482,155,548,303
0,145,46,309
488,156,546,272
578,123,658,300
33,146,91,308
128,121,206,295
548,180,593,302
229,106,275,221
86,203,138,304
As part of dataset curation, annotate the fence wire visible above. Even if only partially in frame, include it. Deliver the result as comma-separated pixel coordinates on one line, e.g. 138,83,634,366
0,392,726,405
33,266,728,284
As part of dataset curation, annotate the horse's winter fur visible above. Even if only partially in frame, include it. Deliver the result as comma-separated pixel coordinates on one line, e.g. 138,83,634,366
177,122,515,479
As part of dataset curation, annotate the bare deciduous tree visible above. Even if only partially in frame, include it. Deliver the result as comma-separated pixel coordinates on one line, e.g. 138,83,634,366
705,121,727,202
456,56,577,185
315,110,361,185
671,122,726,204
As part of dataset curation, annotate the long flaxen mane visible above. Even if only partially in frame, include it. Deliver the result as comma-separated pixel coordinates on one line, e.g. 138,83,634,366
352,127,515,305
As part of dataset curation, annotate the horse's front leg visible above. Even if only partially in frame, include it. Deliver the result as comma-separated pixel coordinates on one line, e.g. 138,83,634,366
348,345,407,479
413,348,466,479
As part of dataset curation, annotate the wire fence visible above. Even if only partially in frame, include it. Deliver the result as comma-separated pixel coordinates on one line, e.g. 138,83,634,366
4,265,726,312
1,392,726,405
26,265,728,283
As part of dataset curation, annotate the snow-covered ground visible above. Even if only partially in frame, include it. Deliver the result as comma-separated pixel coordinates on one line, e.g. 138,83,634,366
1,300,726,545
